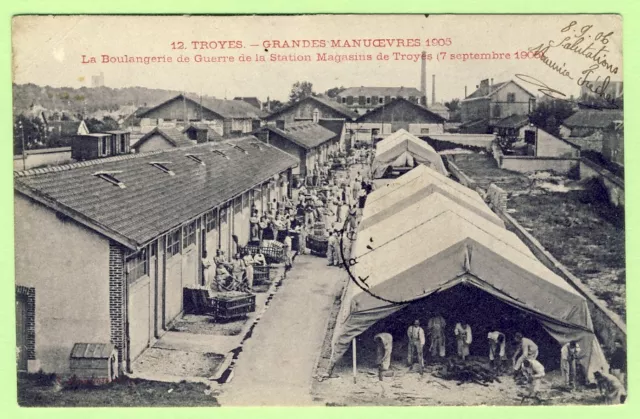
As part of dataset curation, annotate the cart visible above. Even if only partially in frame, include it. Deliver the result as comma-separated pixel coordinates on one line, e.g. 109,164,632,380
306,235,329,257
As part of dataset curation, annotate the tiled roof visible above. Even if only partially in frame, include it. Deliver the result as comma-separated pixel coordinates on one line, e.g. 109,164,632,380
465,82,507,100
493,114,530,129
139,94,266,120
15,137,298,249
134,127,195,150
48,120,83,136
233,97,262,109
562,109,624,129
355,97,446,123
338,86,423,98
183,123,223,140
263,122,338,150
266,95,358,120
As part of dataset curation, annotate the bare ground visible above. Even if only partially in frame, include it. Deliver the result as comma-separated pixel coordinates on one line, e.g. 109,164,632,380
450,153,626,319
312,361,603,406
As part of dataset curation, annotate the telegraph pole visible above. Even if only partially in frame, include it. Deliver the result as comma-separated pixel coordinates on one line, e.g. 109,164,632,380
19,120,26,170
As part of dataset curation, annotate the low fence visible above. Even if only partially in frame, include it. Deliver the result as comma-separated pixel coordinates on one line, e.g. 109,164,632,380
580,158,624,207
500,156,580,175
490,141,580,175
13,147,73,171
425,133,496,149
483,183,626,351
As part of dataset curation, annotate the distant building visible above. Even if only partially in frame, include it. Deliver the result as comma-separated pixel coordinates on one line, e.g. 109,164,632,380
233,97,262,110
137,94,265,137
460,79,536,133
182,123,223,144
351,97,446,144
132,127,195,153
72,130,131,161
493,115,579,158
46,120,90,144
253,120,342,181
580,80,623,102
265,95,358,125
336,86,425,115
91,72,105,88
559,109,624,153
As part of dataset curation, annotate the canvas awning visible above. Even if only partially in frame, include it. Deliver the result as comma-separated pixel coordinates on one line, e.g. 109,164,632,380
371,129,447,178
332,203,608,382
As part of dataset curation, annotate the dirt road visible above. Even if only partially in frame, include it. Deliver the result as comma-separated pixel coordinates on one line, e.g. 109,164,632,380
217,255,344,406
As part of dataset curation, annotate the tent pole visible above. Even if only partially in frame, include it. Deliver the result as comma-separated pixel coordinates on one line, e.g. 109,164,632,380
352,338,357,384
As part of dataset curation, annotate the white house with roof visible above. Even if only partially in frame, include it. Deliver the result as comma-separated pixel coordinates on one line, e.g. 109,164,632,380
14,137,297,374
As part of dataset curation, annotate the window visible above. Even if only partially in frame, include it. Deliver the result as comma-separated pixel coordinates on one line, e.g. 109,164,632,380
312,108,320,123
231,119,245,132
149,162,175,176
493,105,502,118
213,150,230,160
507,93,516,103
366,97,371,105
220,207,228,224
206,209,218,232
384,96,391,103
359,96,366,105
341,97,347,104
120,136,126,153
421,128,430,134
379,97,384,104
234,196,242,215
101,138,108,155
127,249,148,283
166,228,181,258
93,171,126,188
182,220,197,249
186,154,205,165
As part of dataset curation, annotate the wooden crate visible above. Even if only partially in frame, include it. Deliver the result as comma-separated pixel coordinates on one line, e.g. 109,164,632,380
212,292,256,322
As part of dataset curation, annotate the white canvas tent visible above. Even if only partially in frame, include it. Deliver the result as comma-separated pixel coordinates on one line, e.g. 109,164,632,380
332,170,608,382
361,165,503,231
372,129,447,178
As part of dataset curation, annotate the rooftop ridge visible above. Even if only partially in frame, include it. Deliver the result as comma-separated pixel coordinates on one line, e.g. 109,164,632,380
14,135,260,178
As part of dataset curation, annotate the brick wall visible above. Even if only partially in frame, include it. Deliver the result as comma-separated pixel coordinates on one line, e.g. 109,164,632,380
109,242,127,368
16,285,36,360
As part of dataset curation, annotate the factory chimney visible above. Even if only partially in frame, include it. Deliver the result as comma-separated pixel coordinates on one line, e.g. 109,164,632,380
420,51,427,107
432,74,436,105
465,86,468,98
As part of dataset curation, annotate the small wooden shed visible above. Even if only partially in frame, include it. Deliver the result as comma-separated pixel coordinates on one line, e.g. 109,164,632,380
69,343,118,383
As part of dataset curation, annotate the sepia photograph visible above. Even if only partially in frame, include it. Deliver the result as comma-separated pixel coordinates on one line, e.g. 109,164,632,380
11,14,625,407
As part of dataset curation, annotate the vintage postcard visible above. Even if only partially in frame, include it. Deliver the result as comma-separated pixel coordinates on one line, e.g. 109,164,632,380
12,14,625,407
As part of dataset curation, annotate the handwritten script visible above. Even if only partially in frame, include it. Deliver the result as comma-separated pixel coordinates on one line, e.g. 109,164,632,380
527,20,620,109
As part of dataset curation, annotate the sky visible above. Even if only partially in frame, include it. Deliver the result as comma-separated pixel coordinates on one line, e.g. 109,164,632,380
12,14,623,103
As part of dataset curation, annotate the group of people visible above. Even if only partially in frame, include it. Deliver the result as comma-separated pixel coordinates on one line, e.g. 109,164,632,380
201,248,267,294
370,318,627,404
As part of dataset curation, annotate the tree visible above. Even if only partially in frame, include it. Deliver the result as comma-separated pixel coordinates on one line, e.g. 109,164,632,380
529,99,575,137
444,98,460,112
85,116,119,133
266,99,285,113
13,115,46,154
288,81,315,103
326,86,346,98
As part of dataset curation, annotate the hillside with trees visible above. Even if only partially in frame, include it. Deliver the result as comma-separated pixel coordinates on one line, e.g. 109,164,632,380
12,84,190,116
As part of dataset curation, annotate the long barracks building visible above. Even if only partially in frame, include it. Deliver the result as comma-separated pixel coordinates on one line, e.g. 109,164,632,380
14,137,297,374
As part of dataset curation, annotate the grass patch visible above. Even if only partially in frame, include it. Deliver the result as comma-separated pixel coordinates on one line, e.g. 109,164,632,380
17,373,219,407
